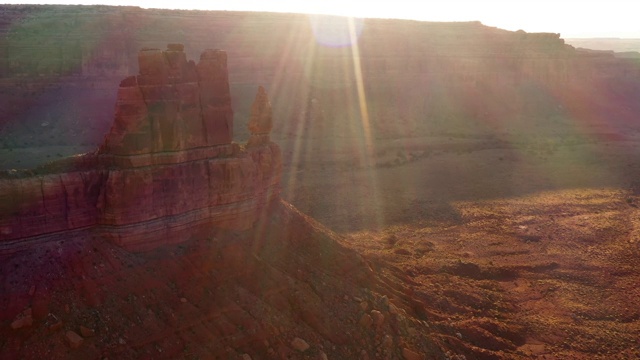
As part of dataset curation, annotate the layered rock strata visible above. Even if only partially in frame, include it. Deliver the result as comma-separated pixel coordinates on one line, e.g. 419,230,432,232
0,44,281,253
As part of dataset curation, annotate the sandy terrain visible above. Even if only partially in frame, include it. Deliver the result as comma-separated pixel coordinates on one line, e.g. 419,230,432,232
280,133,640,358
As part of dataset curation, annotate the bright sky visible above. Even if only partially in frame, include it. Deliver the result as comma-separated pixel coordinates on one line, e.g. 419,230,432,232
7,0,640,38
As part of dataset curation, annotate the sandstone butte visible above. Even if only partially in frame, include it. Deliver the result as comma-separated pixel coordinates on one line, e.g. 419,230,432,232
0,44,282,254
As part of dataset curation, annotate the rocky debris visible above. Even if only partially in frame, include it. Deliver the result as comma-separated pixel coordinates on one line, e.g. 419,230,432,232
247,86,273,148
80,325,95,337
382,334,393,348
371,310,385,327
10,308,33,329
49,321,63,332
388,304,399,315
291,337,310,352
65,330,83,349
402,347,424,360
360,349,369,359
359,313,374,328
407,327,418,337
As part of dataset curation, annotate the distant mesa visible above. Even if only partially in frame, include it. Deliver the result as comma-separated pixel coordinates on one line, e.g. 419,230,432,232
1,7,639,153
0,44,282,254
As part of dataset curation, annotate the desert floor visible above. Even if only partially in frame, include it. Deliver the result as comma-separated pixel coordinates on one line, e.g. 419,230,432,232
278,133,640,358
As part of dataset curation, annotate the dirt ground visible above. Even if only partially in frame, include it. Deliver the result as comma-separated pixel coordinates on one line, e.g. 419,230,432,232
345,187,640,358
278,133,640,359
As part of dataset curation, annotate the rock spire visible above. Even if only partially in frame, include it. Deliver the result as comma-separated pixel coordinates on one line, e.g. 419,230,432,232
100,45,233,156
247,86,273,147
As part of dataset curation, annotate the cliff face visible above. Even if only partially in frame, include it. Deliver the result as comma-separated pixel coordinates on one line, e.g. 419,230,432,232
1,5,639,152
0,44,282,253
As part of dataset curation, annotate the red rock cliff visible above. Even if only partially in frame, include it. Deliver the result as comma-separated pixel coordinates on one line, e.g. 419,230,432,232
0,44,281,253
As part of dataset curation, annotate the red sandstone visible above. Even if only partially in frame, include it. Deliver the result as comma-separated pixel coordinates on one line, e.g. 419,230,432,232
0,44,281,253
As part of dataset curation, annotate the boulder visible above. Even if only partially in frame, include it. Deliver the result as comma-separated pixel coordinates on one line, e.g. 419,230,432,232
291,337,310,352
65,331,83,349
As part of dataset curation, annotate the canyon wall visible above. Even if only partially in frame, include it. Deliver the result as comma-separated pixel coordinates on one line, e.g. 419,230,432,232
1,5,639,151
0,44,282,253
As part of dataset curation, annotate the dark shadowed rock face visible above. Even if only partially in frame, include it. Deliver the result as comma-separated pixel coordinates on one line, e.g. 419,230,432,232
100,45,233,155
0,45,281,253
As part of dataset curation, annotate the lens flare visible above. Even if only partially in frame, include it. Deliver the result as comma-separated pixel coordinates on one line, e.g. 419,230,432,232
308,14,364,47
